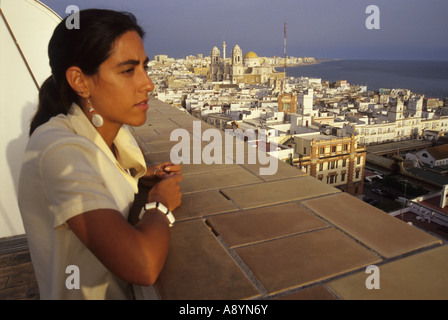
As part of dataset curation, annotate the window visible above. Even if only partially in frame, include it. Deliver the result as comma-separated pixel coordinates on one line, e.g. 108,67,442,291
341,173,346,182
319,163,324,171
320,147,325,155
327,174,337,184
355,171,360,179
329,160,338,169
357,157,362,165
343,144,348,152
332,146,336,153
342,159,347,167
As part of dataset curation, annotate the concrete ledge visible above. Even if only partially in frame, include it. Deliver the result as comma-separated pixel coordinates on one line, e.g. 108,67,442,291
131,98,447,300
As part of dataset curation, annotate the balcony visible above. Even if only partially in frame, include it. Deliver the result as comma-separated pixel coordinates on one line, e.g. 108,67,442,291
1,98,448,300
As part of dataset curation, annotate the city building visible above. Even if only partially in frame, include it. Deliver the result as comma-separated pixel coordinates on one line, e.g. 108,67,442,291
414,144,448,167
208,41,285,84
344,95,448,145
284,131,366,197
278,92,298,114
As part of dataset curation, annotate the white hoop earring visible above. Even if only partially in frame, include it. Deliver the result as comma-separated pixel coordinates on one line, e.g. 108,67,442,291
87,99,104,128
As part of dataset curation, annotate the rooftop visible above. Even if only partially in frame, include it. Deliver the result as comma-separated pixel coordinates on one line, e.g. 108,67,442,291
427,144,448,160
2,97,448,300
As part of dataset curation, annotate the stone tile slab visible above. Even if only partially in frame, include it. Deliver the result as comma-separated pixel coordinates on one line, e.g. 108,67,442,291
0,277,6,289
142,138,247,168
174,190,239,221
221,176,339,210
0,261,34,278
180,166,262,194
170,116,204,129
181,162,240,176
5,269,36,288
241,160,308,182
143,139,184,154
138,126,178,138
235,227,381,294
145,151,172,166
327,245,448,300
0,284,30,300
274,285,337,300
302,192,442,259
207,202,328,248
155,220,261,300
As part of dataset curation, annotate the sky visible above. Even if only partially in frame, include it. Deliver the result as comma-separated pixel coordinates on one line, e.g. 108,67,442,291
40,0,448,61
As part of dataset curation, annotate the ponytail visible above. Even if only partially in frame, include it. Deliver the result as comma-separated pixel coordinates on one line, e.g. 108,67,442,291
29,9,145,136
29,76,74,136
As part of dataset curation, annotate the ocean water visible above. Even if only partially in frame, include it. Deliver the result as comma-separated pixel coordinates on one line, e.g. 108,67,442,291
286,60,448,99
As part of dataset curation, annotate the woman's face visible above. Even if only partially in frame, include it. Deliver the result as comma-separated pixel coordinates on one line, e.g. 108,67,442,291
86,30,154,130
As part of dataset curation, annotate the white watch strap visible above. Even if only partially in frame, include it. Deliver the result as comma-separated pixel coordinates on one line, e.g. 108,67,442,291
139,202,175,227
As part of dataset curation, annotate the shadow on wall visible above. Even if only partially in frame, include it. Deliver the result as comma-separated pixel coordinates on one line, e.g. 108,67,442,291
3,101,35,234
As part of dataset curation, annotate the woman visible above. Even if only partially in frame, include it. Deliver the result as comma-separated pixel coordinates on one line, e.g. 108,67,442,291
17,9,182,299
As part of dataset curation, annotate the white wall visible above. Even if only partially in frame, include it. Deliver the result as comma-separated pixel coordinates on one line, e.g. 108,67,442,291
0,0,60,238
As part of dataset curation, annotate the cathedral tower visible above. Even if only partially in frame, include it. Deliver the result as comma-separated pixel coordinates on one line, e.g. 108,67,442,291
231,44,242,66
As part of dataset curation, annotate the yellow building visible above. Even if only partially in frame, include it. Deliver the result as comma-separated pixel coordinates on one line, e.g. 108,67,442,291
278,93,298,114
286,133,366,197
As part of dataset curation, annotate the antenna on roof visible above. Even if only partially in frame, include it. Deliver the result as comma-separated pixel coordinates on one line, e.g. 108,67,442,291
284,20,287,76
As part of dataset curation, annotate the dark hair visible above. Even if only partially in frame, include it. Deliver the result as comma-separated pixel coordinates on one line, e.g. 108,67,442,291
29,9,145,136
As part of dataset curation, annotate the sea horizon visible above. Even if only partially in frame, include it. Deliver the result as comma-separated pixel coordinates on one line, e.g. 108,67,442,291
286,59,448,100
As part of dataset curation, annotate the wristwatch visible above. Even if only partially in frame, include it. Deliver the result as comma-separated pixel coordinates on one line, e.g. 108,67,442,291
139,202,175,227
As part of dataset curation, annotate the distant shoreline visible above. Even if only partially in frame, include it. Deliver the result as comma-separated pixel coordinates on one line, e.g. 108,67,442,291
274,58,339,70
284,59,448,99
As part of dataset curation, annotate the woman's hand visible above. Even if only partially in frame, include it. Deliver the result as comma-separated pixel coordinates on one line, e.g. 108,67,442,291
147,170,183,212
139,162,182,188
145,162,182,179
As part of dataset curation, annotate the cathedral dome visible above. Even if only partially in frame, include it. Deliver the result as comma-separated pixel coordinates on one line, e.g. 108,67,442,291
243,51,259,67
244,51,258,59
